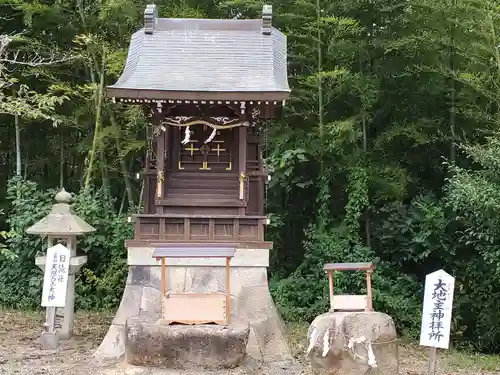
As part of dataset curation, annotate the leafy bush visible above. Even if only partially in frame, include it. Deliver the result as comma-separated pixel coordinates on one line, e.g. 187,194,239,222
271,223,422,337
0,177,132,310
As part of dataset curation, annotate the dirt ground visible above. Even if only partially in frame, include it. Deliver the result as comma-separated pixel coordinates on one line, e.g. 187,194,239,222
0,310,499,375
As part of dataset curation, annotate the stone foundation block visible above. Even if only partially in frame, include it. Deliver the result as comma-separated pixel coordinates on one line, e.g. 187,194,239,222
307,311,398,375
125,315,250,369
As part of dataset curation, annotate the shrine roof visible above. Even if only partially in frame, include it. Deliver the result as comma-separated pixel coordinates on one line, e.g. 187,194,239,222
106,4,290,102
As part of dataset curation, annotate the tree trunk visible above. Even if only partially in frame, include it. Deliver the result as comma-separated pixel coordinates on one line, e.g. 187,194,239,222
15,112,21,177
317,0,324,172
60,132,64,188
107,105,135,210
449,0,456,164
84,49,106,190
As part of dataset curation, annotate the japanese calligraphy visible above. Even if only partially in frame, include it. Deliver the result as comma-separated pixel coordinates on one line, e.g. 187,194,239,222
41,244,71,308
419,270,455,349
428,278,447,343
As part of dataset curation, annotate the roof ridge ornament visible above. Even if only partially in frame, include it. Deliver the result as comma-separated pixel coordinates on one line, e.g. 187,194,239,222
144,4,157,34
262,5,272,35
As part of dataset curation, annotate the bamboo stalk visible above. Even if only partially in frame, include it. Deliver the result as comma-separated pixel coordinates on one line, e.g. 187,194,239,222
107,105,135,210
84,48,106,190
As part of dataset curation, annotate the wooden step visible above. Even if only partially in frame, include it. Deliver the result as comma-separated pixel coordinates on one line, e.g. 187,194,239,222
157,198,246,207
167,181,237,190
167,171,238,180
166,187,237,194
165,192,238,201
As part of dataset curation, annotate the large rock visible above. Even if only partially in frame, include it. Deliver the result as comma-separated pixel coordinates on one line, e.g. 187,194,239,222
306,311,398,375
125,314,250,369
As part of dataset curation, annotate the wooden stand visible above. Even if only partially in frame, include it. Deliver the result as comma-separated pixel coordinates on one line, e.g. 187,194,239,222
153,245,235,325
324,262,374,312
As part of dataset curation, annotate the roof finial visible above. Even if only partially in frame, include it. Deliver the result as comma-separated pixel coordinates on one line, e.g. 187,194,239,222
262,5,272,35
144,4,157,34
55,188,72,204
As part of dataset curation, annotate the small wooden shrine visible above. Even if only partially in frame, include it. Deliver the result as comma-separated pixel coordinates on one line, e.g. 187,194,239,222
324,262,374,312
154,245,235,325
107,4,289,248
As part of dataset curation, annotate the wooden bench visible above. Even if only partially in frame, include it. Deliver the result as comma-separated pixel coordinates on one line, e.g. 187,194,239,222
323,262,374,312
153,245,235,325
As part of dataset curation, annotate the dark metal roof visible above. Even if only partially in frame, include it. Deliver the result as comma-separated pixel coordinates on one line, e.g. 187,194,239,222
106,4,290,101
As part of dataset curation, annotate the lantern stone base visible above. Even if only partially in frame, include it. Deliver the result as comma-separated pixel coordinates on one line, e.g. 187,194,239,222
93,247,292,366
125,314,249,368
40,331,58,350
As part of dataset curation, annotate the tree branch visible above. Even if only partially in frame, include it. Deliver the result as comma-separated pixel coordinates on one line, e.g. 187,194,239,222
0,33,81,67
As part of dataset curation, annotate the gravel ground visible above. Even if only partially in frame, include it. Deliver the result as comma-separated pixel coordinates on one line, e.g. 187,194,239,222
0,310,499,375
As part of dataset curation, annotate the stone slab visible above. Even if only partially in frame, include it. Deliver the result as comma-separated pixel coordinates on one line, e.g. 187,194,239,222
113,285,143,326
128,247,269,267
40,331,58,350
93,324,125,359
95,252,293,365
125,315,250,369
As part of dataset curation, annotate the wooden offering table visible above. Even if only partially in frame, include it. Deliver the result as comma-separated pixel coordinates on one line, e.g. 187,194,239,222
323,262,374,312
153,245,235,325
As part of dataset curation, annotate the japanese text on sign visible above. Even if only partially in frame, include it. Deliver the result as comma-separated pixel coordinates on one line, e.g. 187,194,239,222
419,269,455,349
41,244,71,308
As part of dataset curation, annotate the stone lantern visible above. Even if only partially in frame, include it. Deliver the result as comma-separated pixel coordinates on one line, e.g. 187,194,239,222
26,188,95,344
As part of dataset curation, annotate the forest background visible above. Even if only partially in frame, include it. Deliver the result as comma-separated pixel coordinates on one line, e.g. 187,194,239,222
1,0,500,354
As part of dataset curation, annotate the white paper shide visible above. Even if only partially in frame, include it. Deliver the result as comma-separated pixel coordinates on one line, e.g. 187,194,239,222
41,244,71,307
419,269,455,349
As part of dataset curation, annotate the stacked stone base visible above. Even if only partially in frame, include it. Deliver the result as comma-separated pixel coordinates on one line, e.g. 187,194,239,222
93,247,292,366
125,315,249,369
307,311,399,375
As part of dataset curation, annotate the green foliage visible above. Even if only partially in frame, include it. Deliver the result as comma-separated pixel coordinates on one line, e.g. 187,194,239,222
271,222,423,336
443,137,500,350
0,177,131,310
2,0,500,355
0,222,15,260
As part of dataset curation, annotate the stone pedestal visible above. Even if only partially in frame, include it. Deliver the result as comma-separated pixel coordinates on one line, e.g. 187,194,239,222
40,331,58,350
125,314,249,368
306,311,398,375
93,246,292,365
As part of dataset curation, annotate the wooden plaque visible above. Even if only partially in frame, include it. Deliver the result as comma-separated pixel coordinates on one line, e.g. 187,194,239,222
331,295,368,311
163,292,226,325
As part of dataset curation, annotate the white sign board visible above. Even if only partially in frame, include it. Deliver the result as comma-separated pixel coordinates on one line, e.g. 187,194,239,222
41,244,71,308
419,269,455,349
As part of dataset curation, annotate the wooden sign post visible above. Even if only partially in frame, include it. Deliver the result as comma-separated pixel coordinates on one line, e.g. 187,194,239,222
40,243,71,349
419,269,455,375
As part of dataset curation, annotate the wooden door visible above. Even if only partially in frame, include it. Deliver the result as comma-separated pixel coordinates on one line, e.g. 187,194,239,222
171,125,235,172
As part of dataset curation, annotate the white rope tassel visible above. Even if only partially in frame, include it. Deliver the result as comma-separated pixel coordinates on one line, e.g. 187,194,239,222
204,128,217,144
347,336,367,361
306,327,318,355
367,343,377,368
322,328,330,357
181,126,191,145
347,336,378,368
